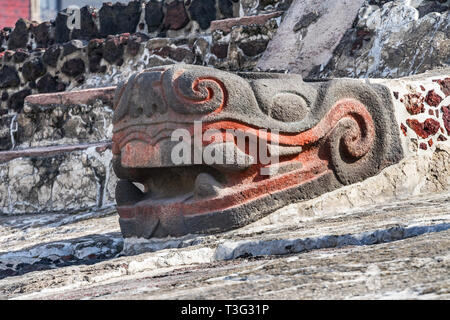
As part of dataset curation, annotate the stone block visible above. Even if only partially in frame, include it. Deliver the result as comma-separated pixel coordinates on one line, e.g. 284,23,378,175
257,0,365,76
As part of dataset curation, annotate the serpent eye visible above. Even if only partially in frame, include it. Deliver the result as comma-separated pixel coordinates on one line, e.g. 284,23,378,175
269,92,309,122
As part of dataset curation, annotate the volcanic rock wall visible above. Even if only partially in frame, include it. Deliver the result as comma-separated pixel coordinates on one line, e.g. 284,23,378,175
310,0,450,78
0,0,287,215
0,1,285,153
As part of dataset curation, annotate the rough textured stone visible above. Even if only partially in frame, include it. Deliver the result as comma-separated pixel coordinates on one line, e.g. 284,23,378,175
42,45,62,68
257,0,365,76
211,11,282,32
188,0,216,30
163,0,190,31
314,1,450,78
433,78,450,97
425,89,443,107
127,35,147,56
0,66,20,89
99,1,141,37
54,11,71,44
87,39,104,73
71,6,100,40
209,16,280,71
406,118,441,139
219,0,239,18
62,40,87,57
0,115,13,150
442,105,450,135
31,22,52,48
36,74,66,94
22,56,46,82
18,89,114,148
12,49,30,63
0,190,449,299
7,18,31,50
8,89,32,112
145,0,165,33
0,145,114,215
61,58,85,77
103,36,127,64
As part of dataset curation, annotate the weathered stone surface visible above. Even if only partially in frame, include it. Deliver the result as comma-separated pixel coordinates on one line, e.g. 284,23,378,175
209,15,280,70
314,1,450,78
99,1,141,37
22,56,46,82
126,35,147,56
36,74,66,94
373,69,450,155
42,45,61,68
219,0,238,18
145,0,165,33
241,0,293,15
112,65,403,239
7,19,31,50
87,39,104,73
0,66,20,89
162,0,190,31
188,0,216,30
17,88,115,148
71,6,100,40
12,49,29,63
0,143,116,216
54,11,71,44
0,190,449,299
61,58,85,77
8,89,31,112
103,36,127,64
62,40,86,57
257,0,365,76
0,115,13,151
210,11,282,32
31,22,52,48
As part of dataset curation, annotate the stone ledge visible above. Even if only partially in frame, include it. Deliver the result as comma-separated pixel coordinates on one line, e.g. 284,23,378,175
24,86,116,107
211,11,283,32
0,142,116,215
0,141,111,163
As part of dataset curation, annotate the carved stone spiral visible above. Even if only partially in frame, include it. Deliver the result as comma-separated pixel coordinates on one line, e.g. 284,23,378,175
327,100,377,185
166,68,227,114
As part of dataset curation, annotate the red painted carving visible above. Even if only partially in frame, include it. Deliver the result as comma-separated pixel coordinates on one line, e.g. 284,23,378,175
111,65,403,238
116,98,376,221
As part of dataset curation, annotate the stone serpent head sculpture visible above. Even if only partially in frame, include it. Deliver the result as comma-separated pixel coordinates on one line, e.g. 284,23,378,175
112,64,403,239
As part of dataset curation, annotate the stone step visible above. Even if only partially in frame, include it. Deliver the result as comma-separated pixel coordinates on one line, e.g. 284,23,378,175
210,11,283,32
15,87,115,149
0,191,449,298
1,87,115,151
0,141,116,215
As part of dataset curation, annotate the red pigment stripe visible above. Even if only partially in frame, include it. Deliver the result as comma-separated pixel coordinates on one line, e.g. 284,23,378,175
25,87,117,106
210,12,283,33
0,142,112,163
